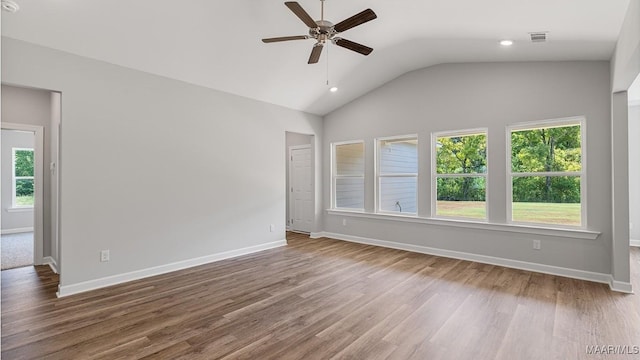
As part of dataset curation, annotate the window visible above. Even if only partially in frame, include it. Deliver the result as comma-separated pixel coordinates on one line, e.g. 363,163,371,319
376,136,418,214
433,129,487,220
332,141,365,210
508,118,584,227
12,148,35,208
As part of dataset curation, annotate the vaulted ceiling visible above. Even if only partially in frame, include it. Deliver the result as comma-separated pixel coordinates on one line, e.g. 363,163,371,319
1,0,632,115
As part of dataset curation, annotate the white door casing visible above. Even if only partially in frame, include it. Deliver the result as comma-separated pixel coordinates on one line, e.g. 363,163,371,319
289,145,313,233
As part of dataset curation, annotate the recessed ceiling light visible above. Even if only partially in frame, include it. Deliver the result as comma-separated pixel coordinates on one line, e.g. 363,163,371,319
329,87,338,93
1,0,19,13
500,40,513,46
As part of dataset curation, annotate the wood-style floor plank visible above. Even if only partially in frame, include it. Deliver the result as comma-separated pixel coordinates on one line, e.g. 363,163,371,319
2,232,639,359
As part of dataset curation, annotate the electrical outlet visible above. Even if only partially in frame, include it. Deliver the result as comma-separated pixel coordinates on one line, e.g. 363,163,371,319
342,218,347,226
532,240,541,250
100,250,110,262
630,222,634,230
270,224,275,232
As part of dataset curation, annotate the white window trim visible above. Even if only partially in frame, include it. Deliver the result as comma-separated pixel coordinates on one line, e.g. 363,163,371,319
12,147,35,209
431,128,488,221
375,134,418,215
506,116,586,229
331,140,365,210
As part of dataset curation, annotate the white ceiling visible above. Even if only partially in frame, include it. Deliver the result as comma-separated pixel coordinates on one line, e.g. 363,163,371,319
1,0,632,115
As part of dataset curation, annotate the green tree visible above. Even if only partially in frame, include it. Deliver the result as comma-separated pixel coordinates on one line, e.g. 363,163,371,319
14,149,34,197
436,134,486,201
15,149,34,177
511,125,581,203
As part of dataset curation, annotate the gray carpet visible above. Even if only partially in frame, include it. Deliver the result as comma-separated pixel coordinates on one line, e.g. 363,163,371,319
1,232,34,270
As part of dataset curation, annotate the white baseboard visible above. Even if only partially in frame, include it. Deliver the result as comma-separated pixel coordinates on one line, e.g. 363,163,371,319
315,231,632,293
57,239,287,297
1,227,34,235
43,256,59,274
630,239,640,247
310,232,324,239
609,277,634,293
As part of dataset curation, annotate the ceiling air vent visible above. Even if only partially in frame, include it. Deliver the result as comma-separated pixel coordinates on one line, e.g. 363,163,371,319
529,32,548,43
1,0,19,13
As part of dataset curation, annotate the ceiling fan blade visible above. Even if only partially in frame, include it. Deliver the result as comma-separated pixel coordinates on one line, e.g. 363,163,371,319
285,2,318,29
333,38,373,56
334,9,377,33
308,44,323,64
262,35,309,43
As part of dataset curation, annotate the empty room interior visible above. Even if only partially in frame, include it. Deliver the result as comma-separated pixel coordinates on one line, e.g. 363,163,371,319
1,0,640,359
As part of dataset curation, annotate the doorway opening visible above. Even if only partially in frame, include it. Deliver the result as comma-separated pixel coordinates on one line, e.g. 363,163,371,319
1,125,43,269
628,73,640,249
286,132,314,234
1,129,37,269
1,85,61,275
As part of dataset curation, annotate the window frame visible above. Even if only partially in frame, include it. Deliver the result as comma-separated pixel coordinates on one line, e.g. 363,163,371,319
331,140,365,211
506,116,586,229
431,128,489,221
375,134,418,215
12,147,35,209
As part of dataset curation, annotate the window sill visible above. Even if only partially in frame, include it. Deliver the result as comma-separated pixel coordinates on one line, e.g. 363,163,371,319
326,209,600,240
6,207,34,213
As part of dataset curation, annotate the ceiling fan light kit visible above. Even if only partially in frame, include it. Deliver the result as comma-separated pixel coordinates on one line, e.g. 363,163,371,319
262,0,377,64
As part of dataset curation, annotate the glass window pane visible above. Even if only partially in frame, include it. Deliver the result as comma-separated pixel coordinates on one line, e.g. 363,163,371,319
511,124,581,173
379,138,417,174
15,178,34,206
335,178,364,209
379,177,417,214
512,176,580,225
436,134,486,174
436,177,486,219
336,143,364,176
14,149,34,177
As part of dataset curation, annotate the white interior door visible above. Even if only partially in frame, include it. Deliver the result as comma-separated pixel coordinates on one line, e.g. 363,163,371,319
290,145,313,233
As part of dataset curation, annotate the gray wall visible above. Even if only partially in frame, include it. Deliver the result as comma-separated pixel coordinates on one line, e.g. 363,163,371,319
1,129,35,231
323,61,613,275
609,0,639,286
2,37,323,289
629,103,640,241
1,85,54,258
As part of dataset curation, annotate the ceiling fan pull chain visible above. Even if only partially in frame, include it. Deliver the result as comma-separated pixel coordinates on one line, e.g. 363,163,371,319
326,41,330,86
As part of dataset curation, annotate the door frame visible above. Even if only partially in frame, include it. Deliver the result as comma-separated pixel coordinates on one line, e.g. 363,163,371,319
1,122,45,265
288,144,312,233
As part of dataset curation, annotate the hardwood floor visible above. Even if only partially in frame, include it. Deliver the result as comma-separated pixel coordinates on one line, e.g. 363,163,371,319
2,233,639,359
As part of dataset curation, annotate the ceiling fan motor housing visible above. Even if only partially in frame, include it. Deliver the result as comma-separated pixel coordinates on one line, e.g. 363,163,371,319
310,20,336,42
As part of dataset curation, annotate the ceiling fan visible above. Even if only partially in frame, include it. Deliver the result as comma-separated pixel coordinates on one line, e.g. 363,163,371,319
262,0,377,64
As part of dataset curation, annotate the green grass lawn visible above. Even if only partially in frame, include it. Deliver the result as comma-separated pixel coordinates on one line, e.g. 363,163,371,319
16,195,34,206
437,201,580,225
437,201,486,219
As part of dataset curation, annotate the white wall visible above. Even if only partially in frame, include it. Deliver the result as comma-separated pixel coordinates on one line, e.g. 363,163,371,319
323,61,613,276
1,129,34,232
1,37,323,293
